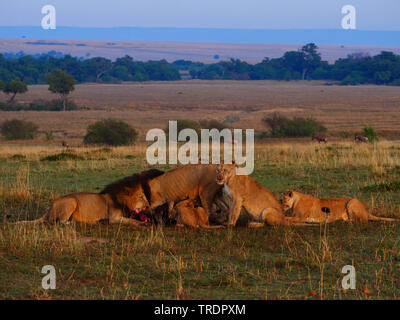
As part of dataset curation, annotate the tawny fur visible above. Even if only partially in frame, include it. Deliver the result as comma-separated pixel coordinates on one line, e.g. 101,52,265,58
281,190,399,223
216,163,307,227
168,199,224,229
15,192,148,225
146,164,223,215
14,169,163,225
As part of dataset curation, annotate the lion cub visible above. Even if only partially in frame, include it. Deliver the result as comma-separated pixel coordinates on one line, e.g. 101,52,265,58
215,163,303,227
168,199,224,229
281,190,399,223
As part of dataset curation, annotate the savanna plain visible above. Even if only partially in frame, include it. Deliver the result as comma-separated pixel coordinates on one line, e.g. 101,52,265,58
0,80,400,299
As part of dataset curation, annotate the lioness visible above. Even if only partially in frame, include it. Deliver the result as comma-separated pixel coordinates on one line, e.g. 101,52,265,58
146,164,223,215
215,163,304,227
15,169,162,225
281,190,399,223
168,199,224,229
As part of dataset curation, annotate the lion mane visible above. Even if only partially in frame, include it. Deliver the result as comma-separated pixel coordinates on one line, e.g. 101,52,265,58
15,169,163,225
100,168,164,211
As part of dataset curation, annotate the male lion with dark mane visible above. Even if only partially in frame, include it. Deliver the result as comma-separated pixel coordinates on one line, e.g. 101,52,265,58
15,169,163,225
281,190,399,223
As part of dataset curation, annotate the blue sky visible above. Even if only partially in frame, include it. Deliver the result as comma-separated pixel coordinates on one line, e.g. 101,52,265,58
0,0,399,30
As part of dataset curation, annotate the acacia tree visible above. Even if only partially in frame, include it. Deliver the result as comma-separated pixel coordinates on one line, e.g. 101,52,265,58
46,69,75,111
3,78,28,103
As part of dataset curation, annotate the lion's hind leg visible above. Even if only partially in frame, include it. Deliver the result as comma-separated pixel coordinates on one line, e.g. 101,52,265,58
48,197,78,223
261,208,290,226
346,199,369,222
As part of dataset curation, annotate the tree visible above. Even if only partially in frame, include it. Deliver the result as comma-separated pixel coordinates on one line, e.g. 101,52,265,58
46,69,75,111
83,57,112,82
3,78,28,103
0,79,4,92
301,43,322,80
282,51,306,79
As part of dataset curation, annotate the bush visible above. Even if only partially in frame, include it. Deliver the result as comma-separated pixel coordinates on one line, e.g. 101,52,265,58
198,119,227,131
167,119,229,139
84,119,138,146
263,113,327,137
362,125,379,143
166,119,201,136
9,154,26,160
28,99,80,111
362,181,400,192
255,131,270,139
0,99,80,111
338,131,352,139
41,153,83,161
0,119,38,140
223,114,240,124
44,131,54,141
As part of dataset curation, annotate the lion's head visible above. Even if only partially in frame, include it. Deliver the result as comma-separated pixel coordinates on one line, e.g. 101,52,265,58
215,163,236,185
101,169,164,213
281,190,297,211
115,186,150,212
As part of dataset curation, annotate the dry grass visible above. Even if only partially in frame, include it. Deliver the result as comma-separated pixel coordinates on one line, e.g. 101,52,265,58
1,81,400,141
0,140,400,299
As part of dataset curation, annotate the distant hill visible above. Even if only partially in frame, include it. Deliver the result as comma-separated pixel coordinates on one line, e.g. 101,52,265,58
1,26,400,46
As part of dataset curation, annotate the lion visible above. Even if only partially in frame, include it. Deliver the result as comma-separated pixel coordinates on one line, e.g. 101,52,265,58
145,164,224,216
215,163,307,227
281,190,399,223
15,169,163,225
167,199,224,229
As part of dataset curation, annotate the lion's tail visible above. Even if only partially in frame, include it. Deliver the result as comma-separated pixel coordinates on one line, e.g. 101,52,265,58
368,214,399,222
10,212,48,224
12,215,47,224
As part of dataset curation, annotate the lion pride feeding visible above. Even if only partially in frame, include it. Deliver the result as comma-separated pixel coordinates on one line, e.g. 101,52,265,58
13,163,398,228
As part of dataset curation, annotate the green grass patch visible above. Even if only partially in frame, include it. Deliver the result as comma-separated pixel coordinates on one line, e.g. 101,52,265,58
9,154,26,161
361,181,400,192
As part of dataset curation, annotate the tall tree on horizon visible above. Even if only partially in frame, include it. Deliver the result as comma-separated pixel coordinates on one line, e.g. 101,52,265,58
301,43,322,80
46,69,75,111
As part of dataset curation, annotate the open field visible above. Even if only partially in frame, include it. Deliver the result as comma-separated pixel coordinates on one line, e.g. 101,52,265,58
2,38,400,63
1,80,400,140
0,141,400,299
1,80,400,299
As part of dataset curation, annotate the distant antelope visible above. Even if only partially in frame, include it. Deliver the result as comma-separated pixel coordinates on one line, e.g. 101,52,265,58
355,135,368,143
62,141,70,148
312,135,328,143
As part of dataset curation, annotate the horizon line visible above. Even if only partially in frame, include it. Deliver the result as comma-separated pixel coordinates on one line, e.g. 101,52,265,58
1,26,400,32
